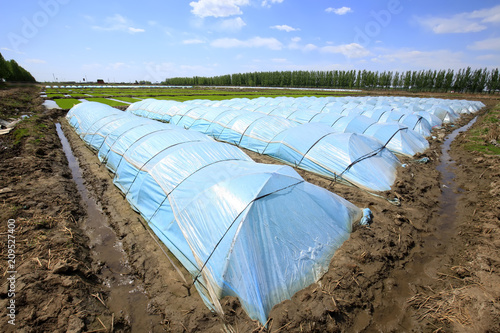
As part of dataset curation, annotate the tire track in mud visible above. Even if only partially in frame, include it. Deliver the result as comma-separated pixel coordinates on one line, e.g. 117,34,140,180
56,123,163,332
365,116,481,331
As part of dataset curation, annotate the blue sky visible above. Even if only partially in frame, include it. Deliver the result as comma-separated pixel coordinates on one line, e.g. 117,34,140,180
1,0,499,83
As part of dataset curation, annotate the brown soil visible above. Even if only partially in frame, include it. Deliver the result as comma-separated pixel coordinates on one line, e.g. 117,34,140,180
1,86,499,332
0,87,107,332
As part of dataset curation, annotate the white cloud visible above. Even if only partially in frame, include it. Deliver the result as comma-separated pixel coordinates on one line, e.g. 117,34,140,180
25,59,46,64
417,15,486,34
270,24,300,32
107,62,128,70
1,47,24,54
83,15,94,22
417,4,500,34
303,44,318,52
325,7,353,15
147,21,173,36
92,14,145,34
468,4,500,24
262,0,284,8
370,48,466,70
143,61,216,81
476,54,499,61
211,36,283,50
288,39,317,52
190,0,250,18
468,37,500,51
82,63,103,71
321,43,371,58
217,17,246,31
128,27,145,33
183,39,206,44
272,58,287,63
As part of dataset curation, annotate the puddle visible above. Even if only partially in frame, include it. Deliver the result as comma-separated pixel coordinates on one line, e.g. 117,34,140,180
108,98,132,105
427,117,477,246
365,117,478,331
55,123,162,332
42,100,61,109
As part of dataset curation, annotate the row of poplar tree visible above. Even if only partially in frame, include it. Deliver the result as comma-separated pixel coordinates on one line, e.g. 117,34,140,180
0,52,36,83
164,67,500,94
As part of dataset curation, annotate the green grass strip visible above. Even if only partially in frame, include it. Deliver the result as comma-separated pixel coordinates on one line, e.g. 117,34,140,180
55,99,81,109
464,105,500,155
85,98,129,106
114,97,143,103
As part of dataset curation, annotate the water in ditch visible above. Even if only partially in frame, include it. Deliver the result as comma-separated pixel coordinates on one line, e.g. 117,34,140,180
364,117,478,331
55,123,162,332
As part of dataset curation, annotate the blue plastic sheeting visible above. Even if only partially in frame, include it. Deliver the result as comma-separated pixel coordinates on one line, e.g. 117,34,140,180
128,100,401,191
330,115,376,134
185,95,485,139
217,100,432,150
264,123,400,191
131,100,428,157
364,123,429,157
67,102,363,325
414,111,443,128
217,96,483,127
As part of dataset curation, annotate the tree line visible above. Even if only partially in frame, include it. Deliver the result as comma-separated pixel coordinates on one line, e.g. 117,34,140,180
163,67,500,94
0,52,36,83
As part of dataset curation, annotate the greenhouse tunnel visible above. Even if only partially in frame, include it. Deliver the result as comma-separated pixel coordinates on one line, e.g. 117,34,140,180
67,102,365,324
127,96,483,185
127,100,403,191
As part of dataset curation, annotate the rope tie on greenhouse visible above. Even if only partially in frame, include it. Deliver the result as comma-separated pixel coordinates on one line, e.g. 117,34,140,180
296,132,338,167
337,127,404,179
236,116,267,147
172,107,201,127
147,158,249,226
211,110,241,140
101,123,149,163
88,116,123,148
414,115,424,131
113,129,170,171
123,140,206,197
191,180,304,287
79,113,120,138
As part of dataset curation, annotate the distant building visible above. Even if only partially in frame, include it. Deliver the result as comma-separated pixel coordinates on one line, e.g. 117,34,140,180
97,79,105,84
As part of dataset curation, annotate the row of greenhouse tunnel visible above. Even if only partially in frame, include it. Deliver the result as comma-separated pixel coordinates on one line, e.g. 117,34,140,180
66,95,483,325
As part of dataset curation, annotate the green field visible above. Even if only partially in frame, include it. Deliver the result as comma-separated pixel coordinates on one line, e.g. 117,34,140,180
67,93,91,98
55,98,81,109
85,98,130,106
114,97,143,103
464,106,500,155
44,86,360,102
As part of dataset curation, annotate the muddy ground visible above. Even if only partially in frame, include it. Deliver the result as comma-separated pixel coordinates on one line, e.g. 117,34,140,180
1,86,499,332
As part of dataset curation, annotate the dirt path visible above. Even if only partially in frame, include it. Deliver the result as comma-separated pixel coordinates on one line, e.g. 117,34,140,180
0,87,107,332
1,86,499,332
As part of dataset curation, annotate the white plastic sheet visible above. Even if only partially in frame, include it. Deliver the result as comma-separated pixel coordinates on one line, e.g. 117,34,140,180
67,102,363,324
